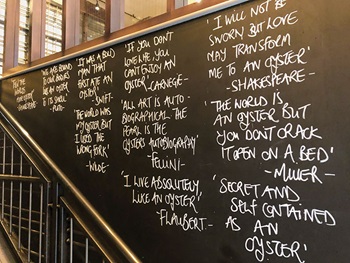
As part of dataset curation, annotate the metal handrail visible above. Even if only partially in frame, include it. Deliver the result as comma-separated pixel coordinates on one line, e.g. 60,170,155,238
0,103,141,263
0,174,41,182
60,197,112,262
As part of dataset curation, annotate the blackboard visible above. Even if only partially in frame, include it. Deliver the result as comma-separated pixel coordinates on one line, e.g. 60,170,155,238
1,0,350,262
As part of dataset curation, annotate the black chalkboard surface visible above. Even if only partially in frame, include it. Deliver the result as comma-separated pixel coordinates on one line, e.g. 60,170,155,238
1,0,350,262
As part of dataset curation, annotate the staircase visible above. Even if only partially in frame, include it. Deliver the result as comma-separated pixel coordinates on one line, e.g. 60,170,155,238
0,127,109,262
0,229,18,262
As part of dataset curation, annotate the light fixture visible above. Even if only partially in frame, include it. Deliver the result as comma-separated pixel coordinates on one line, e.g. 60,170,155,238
95,0,100,11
